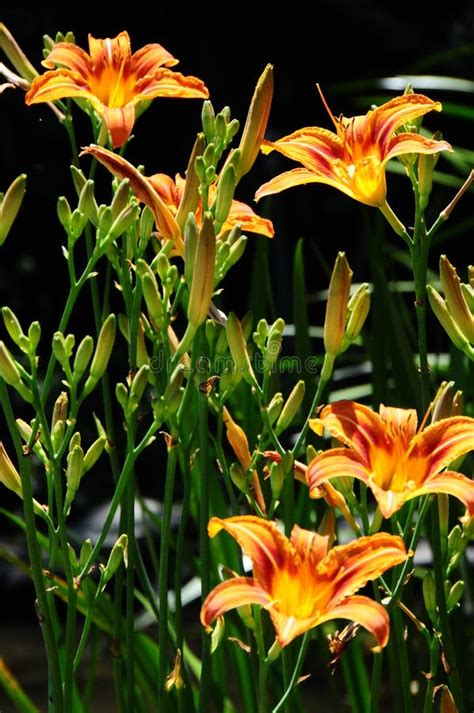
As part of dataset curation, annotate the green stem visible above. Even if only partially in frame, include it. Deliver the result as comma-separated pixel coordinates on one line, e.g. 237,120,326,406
392,607,413,713
254,608,269,713
422,634,440,713
370,651,384,713
291,352,333,459
125,427,136,713
157,443,178,712
0,381,64,713
198,340,211,713
430,505,465,711
272,633,310,713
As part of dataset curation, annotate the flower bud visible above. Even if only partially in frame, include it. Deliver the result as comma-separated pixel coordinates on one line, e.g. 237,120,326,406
79,539,93,571
16,418,48,464
418,131,442,210
128,364,150,412
176,133,206,231
344,283,370,344
51,391,68,431
104,203,139,245
78,180,99,225
201,101,216,143
431,381,463,422
267,392,284,425
83,314,116,395
226,312,258,388
223,406,251,469
269,460,285,499
229,462,248,493
214,163,236,228
427,285,474,356
0,24,38,82
2,307,29,352
137,259,163,326
276,380,305,434
110,178,130,218
226,235,247,269
57,196,72,231
139,205,154,244
324,252,353,356
439,255,474,342
0,174,26,245
103,534,128,584
165,650,185,691
187,212,216,327
51,419,65,454
237,64,273,180
73,335,94,380
116,382,129,411
28,321,41,351
210,615,225,653
0,441,22,496
65,443,84,511
83,436,106,474
0,341,21,385
265,318,285,369
446,580,464,613
163,364,185,417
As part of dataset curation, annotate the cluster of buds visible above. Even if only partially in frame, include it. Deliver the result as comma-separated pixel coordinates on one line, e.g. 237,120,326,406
427,255,474,360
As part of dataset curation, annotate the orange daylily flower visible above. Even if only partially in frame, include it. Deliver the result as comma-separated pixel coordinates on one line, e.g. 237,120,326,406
307,401,474,519
201,516,408,647
256,89,451,210
25,31,208,148
82,145,274,253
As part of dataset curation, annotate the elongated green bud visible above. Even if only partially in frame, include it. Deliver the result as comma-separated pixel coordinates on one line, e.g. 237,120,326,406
187,213,216,327
439,255,474,342
446,580,464,613
0,174,26,245
83,436,106,474
0,341,21,385
427,285,474,356
73,335,94,379
116,382,129,411
229,462,248,494
129,364,150,412
201,101,216,143
51,391,68,431
16,418,48,464
65,443,84,511
422,571,437,623
214,163,236,228
139,205,154,243
0,441,22,496
226,312,258,388
344,283,370,343
2,306,29,352
270,460,285,499
226,236,247,268
78,180,99,225
110,178,130,217
82,315,116,396
105,203,139,245
28,321,41,351
79,539,93,571
267,392,283,425
70,165,86,197
0,24,38,82
103,534,128,583
137,260,163,326
265,318,285,369
57,196,72,231
276,380,305,434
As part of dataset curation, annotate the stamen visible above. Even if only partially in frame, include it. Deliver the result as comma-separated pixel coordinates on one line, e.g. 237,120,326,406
316,83,339,131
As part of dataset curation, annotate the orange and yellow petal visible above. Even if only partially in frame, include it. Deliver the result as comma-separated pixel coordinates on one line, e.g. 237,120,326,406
82,145,183,252
208,516,293,591
261,127,344,171
289,524,329,565
42,42,92,74
379,405,418,445
316,595,390,649
25,68,92,104
306,448,370,498
367,478,412,518
255,168,335,201
409,416,474,479
102,104,136,148
312,401,388,463
370,94,443,145
316,532,408,606
385,132,452,163
148,173,181,210
200,576,270,629
131,43,178,74
224,199,274,238
87,32,131,68
133,69,208,102
268,607,322,647
407,470,474,515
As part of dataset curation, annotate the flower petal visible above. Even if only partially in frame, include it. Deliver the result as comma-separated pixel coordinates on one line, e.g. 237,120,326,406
267,607,321,647
131,43,179,74
370,94,443,147
42,42,92,74
290,524,329,565
102,104,136,148
200,576,270,629
379,405,418,447
208,516,294,590
407,470,474,515
255,167,358,203
25,68,92,105
224,199,274,238
306,448,370,498
87,32,131,68
367,477,410,518
261,127,344,171
316,532,408,607
312,401,387,463
133,69,208,101
316,595,390,649
409,416,474,480
82,146,183,252
385,132,452,163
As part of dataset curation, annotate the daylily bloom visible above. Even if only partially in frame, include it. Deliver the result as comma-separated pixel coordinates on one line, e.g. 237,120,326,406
307,400,474,518
256,89,451,217
201,516,408,647
25,31,208,147
82,145,274,253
